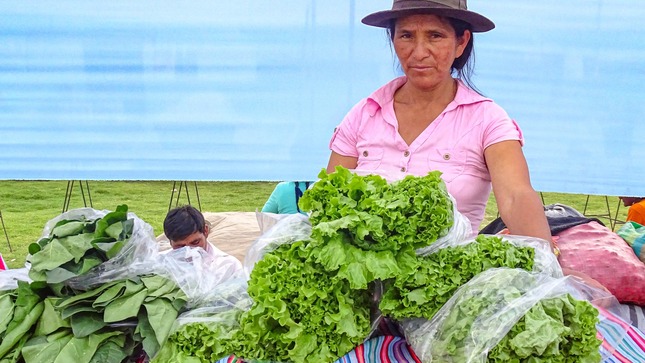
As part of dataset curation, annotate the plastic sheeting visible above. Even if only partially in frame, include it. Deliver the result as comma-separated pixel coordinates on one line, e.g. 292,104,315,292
1,0,643,196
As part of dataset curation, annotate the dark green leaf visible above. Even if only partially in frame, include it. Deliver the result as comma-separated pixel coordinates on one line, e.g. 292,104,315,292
103,288,148,323
52,221,86,238
34,297,70,336
70,312,107,338
29,240,75,271
22,331,73,363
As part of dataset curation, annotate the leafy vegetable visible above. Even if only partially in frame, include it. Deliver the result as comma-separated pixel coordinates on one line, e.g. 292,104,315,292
300,167,453,252
0,281,44,358
28,205,133,284
418,269,602,362
153,308,244,363
379,235,535,320
236,240,372,363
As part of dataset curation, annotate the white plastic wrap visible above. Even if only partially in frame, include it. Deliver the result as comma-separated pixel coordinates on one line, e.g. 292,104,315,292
172,280,251,328
243,213,311,277
157,247,244,309
403,268,608,363
0,268,30,291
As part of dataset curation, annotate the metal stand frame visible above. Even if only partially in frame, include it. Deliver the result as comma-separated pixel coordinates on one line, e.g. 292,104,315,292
582,195,623,230
62,180,93,213
168,181,202,212
0,210,11,252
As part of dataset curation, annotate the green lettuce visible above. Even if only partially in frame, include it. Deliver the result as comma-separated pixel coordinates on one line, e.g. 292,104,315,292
380,235,535,320
237,240,371,363
300,167,453,252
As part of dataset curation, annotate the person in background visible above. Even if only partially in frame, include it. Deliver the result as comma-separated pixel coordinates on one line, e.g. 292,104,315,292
327,0,551,242
620,196,645,225
262,181,311,214
163,205,210,251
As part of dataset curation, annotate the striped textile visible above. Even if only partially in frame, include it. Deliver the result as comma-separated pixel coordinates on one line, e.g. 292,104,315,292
335,336,420,363
215,308,645,363
614,303,645,333
597,306,645,363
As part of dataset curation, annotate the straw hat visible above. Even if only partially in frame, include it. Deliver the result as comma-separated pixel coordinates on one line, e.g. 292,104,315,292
362,0,495,32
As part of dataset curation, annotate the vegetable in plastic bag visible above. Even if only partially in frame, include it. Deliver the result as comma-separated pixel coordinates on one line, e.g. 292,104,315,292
379,234,562,321
243,213,311,277
403,268,602,363
26,206,159,290
152,281,250,363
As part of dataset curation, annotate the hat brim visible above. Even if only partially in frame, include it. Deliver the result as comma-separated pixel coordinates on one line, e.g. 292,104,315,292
361,7,495,33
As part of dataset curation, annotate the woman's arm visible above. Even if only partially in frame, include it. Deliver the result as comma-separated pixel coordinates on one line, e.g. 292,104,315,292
326,151,358,173
484,140,551,242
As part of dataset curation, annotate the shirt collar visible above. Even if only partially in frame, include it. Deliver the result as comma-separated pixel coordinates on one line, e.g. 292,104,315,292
366,76,491,115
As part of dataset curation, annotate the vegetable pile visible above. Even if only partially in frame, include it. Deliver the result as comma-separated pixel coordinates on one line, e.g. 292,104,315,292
0,206,190,363
152,167,603,363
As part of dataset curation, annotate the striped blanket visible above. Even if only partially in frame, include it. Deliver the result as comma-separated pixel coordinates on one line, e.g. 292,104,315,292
215,308,644,363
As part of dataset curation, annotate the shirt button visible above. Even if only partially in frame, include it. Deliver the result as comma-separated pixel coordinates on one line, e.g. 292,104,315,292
363,150,369,157
443,153,451,160
400,167,406,172
403,150,410,157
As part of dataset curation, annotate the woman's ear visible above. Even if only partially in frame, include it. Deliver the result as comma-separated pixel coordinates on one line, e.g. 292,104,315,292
456,29,471,59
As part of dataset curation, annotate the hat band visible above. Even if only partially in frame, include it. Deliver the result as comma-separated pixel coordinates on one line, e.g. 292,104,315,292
393,0,467,11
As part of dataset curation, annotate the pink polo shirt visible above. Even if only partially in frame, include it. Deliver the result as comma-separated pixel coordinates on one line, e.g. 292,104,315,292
329,76,524,232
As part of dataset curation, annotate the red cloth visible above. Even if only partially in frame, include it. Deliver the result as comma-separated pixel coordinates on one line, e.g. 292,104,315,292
0,252,6,270
556,221,645,305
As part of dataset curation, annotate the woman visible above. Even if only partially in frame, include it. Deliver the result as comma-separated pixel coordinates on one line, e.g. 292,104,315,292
327,0,551,241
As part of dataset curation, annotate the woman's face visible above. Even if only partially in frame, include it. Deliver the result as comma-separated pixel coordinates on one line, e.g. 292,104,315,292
393,14,470,90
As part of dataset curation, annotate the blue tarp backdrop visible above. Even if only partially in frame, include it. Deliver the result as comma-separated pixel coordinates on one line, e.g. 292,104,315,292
1,0,643,196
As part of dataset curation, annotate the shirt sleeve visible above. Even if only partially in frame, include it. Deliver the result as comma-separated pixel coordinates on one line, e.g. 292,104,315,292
261,187,280,213
328,100,368,158
481,103,525,149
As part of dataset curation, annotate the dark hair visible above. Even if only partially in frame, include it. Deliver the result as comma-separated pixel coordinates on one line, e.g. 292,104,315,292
386,16,481,94
163,205,206,242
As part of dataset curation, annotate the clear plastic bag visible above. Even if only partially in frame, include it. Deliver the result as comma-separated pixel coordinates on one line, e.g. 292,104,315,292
403,268,609,363
157,247,244,309
418,234,562,278
243,213,311,277
152,280,251,363
0,268,30,291
34,207,160,289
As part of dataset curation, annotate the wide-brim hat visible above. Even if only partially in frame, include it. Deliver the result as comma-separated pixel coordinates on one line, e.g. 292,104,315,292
362,0,495,33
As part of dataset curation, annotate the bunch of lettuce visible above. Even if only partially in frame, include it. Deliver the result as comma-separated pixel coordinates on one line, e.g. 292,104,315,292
236,240,371,363
300,167,453,252
421,270,601,362
152,308,244,363
487,295,601,362
380,235,535,320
